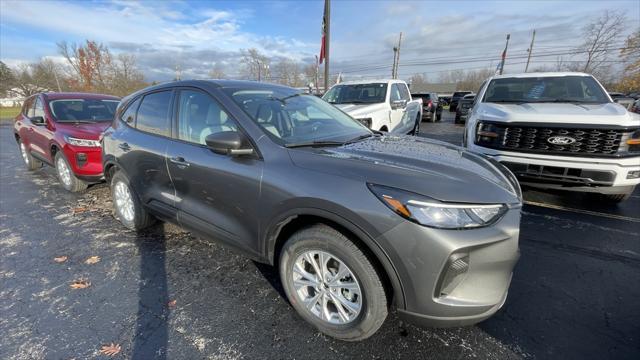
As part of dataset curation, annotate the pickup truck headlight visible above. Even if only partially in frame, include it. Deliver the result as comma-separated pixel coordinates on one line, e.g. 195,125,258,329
368,184,507,229
65,136,101,147
356,118,373,128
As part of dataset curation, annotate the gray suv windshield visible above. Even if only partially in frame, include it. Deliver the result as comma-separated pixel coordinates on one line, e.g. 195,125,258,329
224,88,372,146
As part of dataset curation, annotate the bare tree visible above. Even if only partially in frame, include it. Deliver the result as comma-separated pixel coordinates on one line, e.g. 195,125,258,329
240,48,270,81
581,10,626,73
9,59,67,97
615,29,640,92
0,61,15,97
208,63,226,79
273,58,302,87
408,73,427,90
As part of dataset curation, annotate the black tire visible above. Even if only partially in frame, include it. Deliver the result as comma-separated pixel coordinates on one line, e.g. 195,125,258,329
602,193,632,203
279,224,388,341
110,170,155,230
436,112,442,122
18,138,43,171
410,115,420,136
54,152,88,192
454,115,461,124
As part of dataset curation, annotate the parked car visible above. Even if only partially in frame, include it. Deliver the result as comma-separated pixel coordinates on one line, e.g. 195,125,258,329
411,92,442,122
632,99,640,114
439,95,451,107
465,72,640,202
103,80,522,341
13,92,120,191
609,92,635,110
323,79,422,135
449,91,472,112
455,94,475,124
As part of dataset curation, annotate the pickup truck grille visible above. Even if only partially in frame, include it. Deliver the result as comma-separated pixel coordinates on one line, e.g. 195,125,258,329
476,122,633,157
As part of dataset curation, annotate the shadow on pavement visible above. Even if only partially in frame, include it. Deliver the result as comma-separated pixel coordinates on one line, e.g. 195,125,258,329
132,225,169,360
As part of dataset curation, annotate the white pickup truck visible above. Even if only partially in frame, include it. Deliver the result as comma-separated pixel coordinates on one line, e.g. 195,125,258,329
322,79,423,135
465,72,640,202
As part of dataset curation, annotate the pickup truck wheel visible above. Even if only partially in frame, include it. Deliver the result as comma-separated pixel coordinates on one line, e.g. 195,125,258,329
54,153,88,192
18,139,42,171
410,115,420,136
110,171,155,230
279,224,388,341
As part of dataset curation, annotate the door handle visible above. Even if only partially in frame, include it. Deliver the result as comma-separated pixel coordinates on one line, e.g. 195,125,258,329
170,156,190,168
118,143,131,152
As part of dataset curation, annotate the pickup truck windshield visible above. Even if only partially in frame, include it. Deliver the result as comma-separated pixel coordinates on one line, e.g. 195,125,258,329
483,76,609,104
49,99,119,122
225,88,372,147
323,83,388,104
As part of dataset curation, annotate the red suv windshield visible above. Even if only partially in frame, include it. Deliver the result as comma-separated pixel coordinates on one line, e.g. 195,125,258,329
49,99,120,122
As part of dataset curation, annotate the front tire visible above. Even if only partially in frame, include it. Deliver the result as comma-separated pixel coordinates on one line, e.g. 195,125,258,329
18,139,42,171
279,224,388,341
110,171,155,230
55,152,87,192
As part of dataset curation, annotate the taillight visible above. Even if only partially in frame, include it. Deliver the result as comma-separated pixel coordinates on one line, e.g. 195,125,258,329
427,100,433,107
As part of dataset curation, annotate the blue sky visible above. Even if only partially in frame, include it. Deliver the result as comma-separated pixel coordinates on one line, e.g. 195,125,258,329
1,0,638,82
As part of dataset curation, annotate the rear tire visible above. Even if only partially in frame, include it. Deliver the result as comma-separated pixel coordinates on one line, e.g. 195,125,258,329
279,224,388,341
110,170,155,230
55,152,88,192
436,112,442,122
410,115,420,136
18,139,42,171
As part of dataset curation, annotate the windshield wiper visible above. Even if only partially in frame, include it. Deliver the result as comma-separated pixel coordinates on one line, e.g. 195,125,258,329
284,140,345,148
344,133,378,144
272,93,302,103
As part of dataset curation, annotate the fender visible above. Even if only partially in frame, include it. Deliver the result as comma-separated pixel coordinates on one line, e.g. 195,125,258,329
264,206,406,309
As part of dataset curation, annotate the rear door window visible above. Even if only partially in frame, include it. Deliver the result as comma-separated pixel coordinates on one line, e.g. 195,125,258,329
136,91,172,137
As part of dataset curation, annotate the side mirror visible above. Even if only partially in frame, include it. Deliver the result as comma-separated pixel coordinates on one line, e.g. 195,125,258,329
205,131,254,156
391,99,407,110
31,116,46,125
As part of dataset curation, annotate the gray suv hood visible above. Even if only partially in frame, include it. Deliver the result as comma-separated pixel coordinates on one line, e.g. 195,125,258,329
288,135,520,204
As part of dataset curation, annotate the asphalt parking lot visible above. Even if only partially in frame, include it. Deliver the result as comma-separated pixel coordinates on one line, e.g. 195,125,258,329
1,112,639,359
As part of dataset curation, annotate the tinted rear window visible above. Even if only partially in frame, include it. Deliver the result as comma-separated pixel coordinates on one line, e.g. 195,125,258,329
136,91,172,137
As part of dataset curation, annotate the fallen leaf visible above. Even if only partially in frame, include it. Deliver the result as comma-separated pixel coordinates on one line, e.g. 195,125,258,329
72,207,88,214
99,343,121,357
54,256,68,263
167,299,177,308
85,256,101,265
70,278,91,289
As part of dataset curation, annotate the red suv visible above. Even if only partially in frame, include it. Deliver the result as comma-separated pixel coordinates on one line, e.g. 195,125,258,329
13,92,120,191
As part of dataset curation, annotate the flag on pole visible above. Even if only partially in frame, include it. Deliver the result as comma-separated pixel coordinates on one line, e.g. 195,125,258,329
319,1,328,64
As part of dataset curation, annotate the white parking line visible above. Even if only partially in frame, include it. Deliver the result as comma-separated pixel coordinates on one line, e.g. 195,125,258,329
523,200,640,223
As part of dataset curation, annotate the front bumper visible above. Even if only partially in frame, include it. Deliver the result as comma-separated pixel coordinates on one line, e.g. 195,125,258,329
469,144,640,191
62,145,104,178
376,207,520,327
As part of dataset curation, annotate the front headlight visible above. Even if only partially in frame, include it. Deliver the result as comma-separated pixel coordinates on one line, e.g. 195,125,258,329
65,136,101,147
368,184,507,229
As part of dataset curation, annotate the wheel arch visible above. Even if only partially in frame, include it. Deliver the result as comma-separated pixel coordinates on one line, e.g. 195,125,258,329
266,208,406,309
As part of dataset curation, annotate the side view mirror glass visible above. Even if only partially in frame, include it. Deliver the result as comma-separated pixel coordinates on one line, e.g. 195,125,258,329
205,131,254,156
31,116,46,125
391,99,407,110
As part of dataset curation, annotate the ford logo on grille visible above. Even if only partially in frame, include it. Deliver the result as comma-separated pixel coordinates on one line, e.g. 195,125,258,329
547,136,576,145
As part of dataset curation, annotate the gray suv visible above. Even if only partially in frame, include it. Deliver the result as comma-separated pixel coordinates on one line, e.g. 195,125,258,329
102,80,521,341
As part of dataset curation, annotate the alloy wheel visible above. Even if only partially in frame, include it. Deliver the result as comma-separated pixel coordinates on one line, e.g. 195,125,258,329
20,142,30,165
291,250,362,325
114,181,135,222
56,157,72,187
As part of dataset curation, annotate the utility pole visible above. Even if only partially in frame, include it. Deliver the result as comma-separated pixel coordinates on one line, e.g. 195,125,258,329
257,61,261,82
395,32,402,79
315,55,319,94
499,34,510,75
392,47,397,78
323,0,331,93
525,30,536,72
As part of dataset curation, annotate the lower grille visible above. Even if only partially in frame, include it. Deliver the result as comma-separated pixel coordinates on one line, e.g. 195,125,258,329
476,122,635,157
